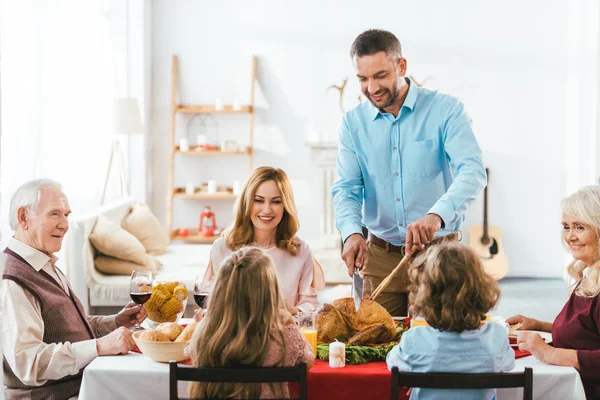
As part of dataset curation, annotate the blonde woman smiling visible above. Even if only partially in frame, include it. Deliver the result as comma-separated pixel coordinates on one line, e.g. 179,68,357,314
202,167,323,314
507,185,600,399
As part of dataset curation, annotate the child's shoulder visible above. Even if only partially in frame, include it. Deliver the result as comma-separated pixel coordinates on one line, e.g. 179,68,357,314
479,321,509,335
400,323,440,344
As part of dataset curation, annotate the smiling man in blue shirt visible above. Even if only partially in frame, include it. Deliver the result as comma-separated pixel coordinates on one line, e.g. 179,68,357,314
332,29,487,316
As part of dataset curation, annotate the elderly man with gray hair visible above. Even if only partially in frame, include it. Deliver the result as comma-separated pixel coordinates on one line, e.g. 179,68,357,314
1,179,147,400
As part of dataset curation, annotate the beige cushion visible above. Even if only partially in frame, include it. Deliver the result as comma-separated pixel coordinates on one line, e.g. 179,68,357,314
121,203,170,255
90,215,148,265
94,255,162,275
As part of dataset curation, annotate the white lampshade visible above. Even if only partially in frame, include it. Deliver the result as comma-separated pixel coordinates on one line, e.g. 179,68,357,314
113,97,143,134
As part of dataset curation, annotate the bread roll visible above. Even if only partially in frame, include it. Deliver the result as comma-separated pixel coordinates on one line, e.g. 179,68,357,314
156,322,184,341
174,321,197,342
138,329,170,342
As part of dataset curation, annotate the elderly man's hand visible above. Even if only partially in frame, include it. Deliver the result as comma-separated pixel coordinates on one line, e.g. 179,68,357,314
405,214,443,256
115,301,147,328
97,327,135,356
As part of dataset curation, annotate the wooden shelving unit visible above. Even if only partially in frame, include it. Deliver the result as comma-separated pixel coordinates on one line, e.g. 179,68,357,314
173,190,237,200
174,146,251,155
175,105,253,114
171,229,220,244
167,54,256,244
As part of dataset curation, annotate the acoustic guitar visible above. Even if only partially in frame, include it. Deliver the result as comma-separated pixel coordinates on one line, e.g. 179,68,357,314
469,168,508,280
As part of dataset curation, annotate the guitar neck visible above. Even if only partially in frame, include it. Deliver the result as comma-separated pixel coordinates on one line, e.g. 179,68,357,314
482,169,489,239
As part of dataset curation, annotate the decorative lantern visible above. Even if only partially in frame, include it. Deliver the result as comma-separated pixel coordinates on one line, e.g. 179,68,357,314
199,206,217,237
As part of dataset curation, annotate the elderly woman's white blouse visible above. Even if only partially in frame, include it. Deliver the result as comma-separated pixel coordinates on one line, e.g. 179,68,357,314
202,237,320,313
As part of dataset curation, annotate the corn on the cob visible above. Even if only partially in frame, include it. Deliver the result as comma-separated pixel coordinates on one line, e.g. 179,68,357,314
152,283,171,298
160,297,184,317
162,281,179,293
148,310,163,322
146,290,167,312
165,313,178,323
173,285,188,301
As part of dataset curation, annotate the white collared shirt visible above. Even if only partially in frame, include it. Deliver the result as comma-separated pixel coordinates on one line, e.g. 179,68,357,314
0,237,115,389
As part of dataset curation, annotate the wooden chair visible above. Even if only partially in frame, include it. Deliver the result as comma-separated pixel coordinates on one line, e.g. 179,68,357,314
169,361,308,400
390,367,533,400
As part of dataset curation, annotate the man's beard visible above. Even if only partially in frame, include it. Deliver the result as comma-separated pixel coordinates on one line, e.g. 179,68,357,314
366,80,399,111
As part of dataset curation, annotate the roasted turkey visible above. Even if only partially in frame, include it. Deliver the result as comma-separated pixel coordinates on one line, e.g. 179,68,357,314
316,298,396,345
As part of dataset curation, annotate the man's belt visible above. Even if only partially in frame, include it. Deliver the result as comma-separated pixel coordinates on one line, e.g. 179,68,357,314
367,231,460,254
367,233,406,254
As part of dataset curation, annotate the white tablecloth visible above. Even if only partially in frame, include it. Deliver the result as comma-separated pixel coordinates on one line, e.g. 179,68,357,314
79,353,586,400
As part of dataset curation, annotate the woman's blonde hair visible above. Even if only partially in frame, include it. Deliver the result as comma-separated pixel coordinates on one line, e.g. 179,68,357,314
563,185,600,297
408,242,500,333
225,166,300,255
189,247,288,399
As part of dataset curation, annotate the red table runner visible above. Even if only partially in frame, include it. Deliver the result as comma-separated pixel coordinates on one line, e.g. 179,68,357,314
294,348,529,400
293,360,409,400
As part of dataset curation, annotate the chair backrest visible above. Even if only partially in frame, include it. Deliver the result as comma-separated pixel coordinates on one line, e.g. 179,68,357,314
391,367,533,400
169,361,308,400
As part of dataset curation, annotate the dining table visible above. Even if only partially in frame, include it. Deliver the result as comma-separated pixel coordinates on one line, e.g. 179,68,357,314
79,350,586,400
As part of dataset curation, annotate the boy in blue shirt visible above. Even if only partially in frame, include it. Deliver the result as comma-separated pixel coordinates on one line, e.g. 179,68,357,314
387,242,515,399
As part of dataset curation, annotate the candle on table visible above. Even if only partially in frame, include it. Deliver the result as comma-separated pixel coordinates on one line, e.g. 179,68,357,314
329,340,345,368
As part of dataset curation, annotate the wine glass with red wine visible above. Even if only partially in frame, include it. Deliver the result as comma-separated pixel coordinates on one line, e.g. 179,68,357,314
129,271,153,331
193,275,212,309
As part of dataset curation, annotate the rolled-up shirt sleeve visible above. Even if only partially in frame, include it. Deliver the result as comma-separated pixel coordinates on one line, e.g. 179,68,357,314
428,99,487,227
1,280,98,386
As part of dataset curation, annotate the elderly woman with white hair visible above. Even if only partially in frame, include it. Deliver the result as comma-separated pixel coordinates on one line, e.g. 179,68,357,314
507,185,600,399
1,178,146,400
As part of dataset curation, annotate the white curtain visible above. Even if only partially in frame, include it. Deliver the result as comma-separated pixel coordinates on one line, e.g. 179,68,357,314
0,0,135,247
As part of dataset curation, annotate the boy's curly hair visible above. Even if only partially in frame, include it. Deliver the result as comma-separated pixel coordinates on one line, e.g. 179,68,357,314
408,242,500,333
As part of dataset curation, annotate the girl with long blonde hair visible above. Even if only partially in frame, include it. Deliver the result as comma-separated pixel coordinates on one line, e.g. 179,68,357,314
387,242,514,400
508,185,600,399
189,247,314,399
201,167,323,315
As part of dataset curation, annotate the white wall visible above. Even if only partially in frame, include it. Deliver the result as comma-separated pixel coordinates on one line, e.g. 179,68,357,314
149,0,598,277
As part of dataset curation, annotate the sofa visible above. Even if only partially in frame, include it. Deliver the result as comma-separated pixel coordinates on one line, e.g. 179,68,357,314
65,197,211,313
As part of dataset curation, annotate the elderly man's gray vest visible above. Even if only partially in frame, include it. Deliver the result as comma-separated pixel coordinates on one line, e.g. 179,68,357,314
2,248,95,400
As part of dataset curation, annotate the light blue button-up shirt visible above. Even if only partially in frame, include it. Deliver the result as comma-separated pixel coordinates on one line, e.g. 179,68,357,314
332,78,486,245
387,322,516,400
